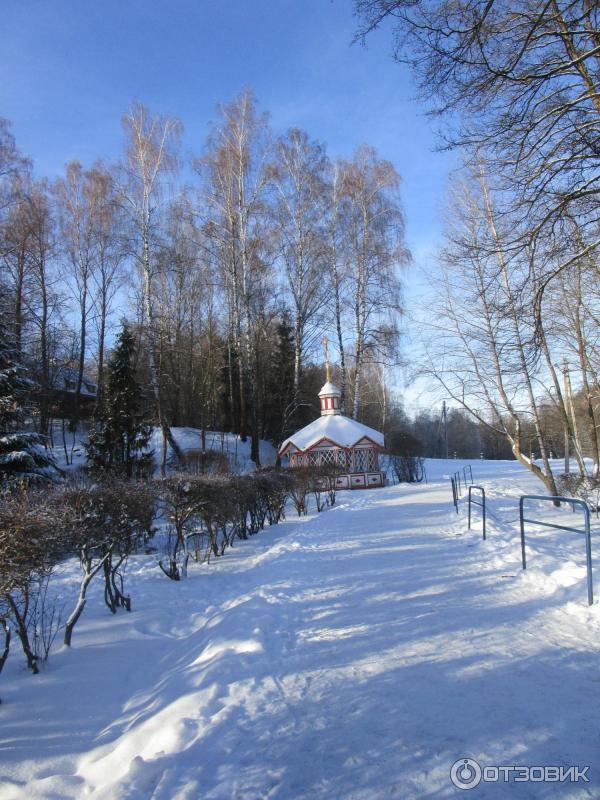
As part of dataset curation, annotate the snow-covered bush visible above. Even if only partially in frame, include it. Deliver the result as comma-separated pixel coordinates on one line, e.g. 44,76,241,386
56,479,156,644
156,471,297,579
289,467,312,516
254,469,294,525
286,466,338,516
0,488,65,678
156,476,209,579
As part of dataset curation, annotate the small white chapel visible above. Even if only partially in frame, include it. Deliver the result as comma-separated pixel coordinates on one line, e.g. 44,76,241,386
278,340,387,490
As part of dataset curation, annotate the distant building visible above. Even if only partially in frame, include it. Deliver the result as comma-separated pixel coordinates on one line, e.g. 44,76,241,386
53,366,97,398
47,366,97,418
278,353,386,490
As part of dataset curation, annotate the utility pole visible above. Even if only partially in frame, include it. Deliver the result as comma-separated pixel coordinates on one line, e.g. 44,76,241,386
563,359,571,475
442,400,449,459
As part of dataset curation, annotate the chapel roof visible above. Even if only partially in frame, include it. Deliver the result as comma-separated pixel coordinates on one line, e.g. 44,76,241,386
279,413,384,454
318,381,341,397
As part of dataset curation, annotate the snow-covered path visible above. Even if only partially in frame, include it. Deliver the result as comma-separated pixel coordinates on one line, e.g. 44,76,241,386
2,463,600,798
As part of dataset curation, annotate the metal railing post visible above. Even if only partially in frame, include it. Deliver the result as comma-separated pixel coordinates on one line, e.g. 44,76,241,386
520,494,594,605
468,485,486,540
468,487,471,529
463,465,473,486
482,487,486,540
519,496,527,569
450,477,458,513
584,504,593,606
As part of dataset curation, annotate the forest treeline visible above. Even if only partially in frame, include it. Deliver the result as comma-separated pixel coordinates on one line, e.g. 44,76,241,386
0,89,411,471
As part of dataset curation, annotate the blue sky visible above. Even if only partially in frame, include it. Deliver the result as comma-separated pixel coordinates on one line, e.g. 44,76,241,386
2,0,455,407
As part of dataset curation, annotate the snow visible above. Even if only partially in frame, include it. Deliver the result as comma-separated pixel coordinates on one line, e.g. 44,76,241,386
2,458,600,798
317,381,341,397
147,427,276,473
49,425,277,474
279,414,385,453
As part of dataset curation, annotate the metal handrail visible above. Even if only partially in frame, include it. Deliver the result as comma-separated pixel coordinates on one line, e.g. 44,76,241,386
454,470,462,496
519,494,593,606
450,477,459,513
468,485,486,540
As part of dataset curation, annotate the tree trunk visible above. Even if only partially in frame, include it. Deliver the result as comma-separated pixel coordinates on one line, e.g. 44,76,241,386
0,618,11,700
103,555,117,614
38,250,50,437
332,260,347,409
96,289,107,413
73,281,87,431
480,166,558,497
573,281,600,477
5,592,38,674
64,546,112,646
141,222,182,474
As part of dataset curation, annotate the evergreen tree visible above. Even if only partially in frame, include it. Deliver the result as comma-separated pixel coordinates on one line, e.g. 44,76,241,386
0,303,58,484
263,314,296,445
86,324,152,477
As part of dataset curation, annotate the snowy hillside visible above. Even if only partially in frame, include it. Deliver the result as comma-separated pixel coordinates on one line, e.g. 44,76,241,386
2,459,600,798
48,424,277,473
148,427,277,473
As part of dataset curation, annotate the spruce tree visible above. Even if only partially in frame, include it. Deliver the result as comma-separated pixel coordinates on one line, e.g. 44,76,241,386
264,314,295,445
0,307,58,484
86,324,152,477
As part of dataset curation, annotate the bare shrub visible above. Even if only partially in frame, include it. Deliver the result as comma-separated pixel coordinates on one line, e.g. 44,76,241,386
156,476,207,579
56,479,156,645
29,573,65,663
0,488,63,676
307,465,342,512
155,470,300,578
391,455,425,484
289,467,312,516
556,474,600,512
100,481,155,613
193,475,236,558
256,469,294,525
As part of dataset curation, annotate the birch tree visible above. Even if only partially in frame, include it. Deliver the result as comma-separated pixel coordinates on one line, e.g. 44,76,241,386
2,177,35,356
424,165,560,495
271,128,329,423
341,146,407,419
119,101,183,474
0,118,29,218
198,90,272,463
24,182,57,437
326,159,349,407
89,165,124,410
55,161,104,429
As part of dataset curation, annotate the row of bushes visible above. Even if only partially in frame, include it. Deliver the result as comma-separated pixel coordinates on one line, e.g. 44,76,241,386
0,464,341,697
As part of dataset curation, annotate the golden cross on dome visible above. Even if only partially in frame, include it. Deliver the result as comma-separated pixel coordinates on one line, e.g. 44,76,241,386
323,336,331,382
